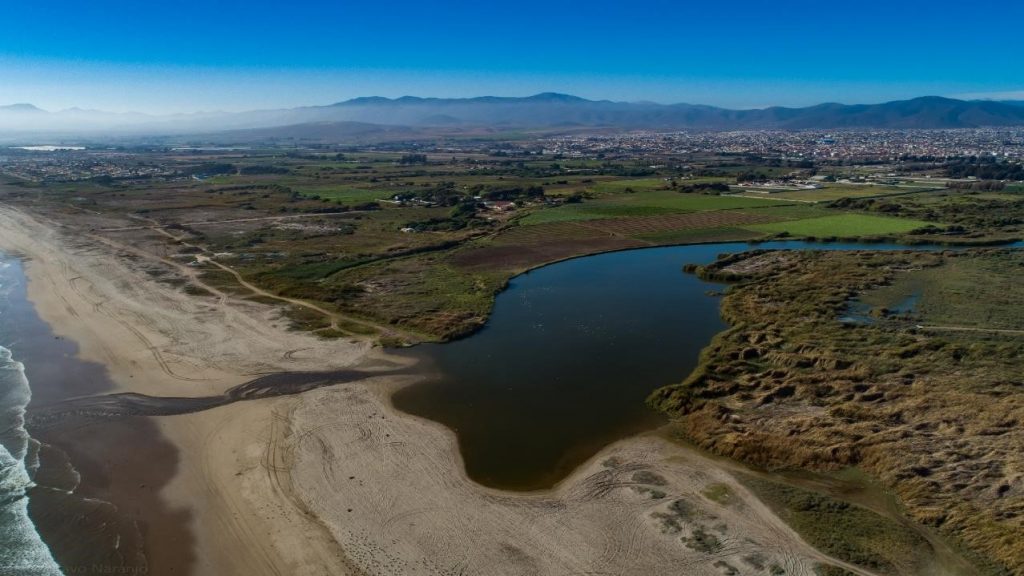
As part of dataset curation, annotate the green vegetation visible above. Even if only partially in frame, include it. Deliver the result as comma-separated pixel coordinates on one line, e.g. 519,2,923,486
521,190,785,225
591,178,672,194
516,206,611,225
651,496,700,532
860,253,1024,332
751,203,831,220
298,185,383,204
766,184,937,202
745,213,934,238
682,526,722,554
6,144,1017,344
945,159,1024,181
743,476,928,575
323,256,507,339
634,226,763,244
829,189,1024,243
700,483,735,505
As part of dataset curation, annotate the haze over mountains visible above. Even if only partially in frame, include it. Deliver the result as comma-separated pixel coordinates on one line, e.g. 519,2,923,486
4,94,1024,139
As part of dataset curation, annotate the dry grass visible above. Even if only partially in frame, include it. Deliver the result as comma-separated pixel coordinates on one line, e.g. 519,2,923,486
650,249,1024,575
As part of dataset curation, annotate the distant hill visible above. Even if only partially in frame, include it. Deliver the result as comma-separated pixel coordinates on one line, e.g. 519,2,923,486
313,94,1024,130
5,94,1024,137
0,103,45,113
203,121,424,144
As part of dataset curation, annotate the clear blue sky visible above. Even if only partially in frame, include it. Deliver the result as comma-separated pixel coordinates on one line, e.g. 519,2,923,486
2,0,1022,113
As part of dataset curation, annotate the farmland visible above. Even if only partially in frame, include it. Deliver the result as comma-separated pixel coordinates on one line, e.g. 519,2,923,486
2,141,1021,342
745,213,934,238
757,183,940,202
519,190,788,224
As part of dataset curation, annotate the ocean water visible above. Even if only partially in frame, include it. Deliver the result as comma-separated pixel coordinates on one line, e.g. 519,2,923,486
0,258,63,576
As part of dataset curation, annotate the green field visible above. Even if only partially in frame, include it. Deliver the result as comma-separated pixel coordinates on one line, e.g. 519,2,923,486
590,178,672,194
590,177,734,195
750,204,831,220
745,213,933,238
633,226,764,244
766,184,937,202
297,185,386,204
521,191,787,225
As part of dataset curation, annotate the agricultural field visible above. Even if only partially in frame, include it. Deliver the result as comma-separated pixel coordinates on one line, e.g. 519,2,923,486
294,185,386,204
577,210,780,236
745,213,934,238
520,190,790,225
828,187,1024,243
3,144,1017,341
756,183,941,202
590,177,674,194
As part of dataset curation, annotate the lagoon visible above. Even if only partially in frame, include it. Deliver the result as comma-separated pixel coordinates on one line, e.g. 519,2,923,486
394,241,981,490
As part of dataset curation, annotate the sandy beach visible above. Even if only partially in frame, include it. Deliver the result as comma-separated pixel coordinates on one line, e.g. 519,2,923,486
0,204,876,576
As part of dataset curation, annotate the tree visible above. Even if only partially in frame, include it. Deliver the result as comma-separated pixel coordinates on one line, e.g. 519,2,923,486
399,154,428,165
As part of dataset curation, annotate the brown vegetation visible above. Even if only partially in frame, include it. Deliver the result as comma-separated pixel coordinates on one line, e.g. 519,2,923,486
650,249,1024,574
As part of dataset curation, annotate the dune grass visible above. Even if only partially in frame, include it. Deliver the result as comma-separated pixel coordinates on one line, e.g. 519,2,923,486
742,475,929,575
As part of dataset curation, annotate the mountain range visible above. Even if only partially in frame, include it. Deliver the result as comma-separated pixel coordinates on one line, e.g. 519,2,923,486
4,94,1024,139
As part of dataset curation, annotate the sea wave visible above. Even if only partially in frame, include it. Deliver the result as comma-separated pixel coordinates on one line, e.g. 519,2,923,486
0,276,63,575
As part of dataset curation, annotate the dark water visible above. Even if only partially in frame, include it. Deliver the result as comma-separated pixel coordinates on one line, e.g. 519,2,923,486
394,241,985,490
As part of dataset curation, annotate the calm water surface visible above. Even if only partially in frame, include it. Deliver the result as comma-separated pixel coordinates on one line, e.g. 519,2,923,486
393,241,1001,490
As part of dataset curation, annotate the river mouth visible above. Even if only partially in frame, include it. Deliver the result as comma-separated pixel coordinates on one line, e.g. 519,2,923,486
392,240,968,491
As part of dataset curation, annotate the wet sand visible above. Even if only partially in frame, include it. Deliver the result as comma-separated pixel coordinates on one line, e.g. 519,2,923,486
25,369,399,574
29,416,190,575
2,253,192,575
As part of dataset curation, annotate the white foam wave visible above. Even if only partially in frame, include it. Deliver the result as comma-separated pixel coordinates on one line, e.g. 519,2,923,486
0,347,63,574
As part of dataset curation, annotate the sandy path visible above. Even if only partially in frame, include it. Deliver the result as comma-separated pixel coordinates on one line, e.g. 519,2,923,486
97,209,371,232
0,204,871,576
0,206,371,397
136,219,404,338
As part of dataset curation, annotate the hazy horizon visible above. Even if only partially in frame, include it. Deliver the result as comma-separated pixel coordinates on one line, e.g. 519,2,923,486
6,89,1024,117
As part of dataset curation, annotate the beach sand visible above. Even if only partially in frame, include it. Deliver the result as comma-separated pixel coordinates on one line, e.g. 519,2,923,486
0,205,876,576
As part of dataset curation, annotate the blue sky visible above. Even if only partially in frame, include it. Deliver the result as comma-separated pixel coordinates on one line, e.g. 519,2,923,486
2,0,1022,113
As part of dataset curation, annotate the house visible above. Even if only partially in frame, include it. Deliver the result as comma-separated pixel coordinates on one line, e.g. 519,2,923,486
483,200,515,211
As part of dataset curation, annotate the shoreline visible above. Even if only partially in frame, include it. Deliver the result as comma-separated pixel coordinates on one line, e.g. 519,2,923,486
0,205,375,575
0,253,189,575
0,204,882,576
